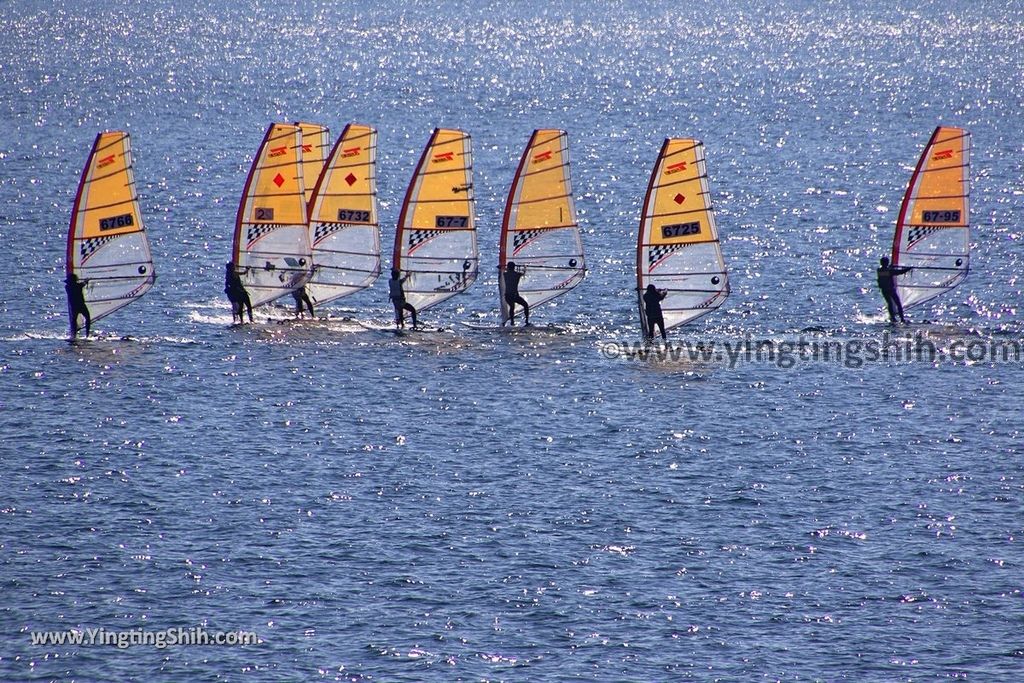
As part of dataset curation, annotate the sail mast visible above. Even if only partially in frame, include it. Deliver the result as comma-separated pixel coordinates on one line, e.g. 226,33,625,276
635,138,669,339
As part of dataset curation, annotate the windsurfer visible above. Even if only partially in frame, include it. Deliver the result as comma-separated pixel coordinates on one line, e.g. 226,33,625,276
642,283,668,341
292,285,314,318
389,269,417,329
65,273,91,338
502,261,530,326
876,256,912,323
224,262,253,323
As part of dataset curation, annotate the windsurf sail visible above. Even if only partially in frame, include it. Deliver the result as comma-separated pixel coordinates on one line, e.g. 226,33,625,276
498,129,585,322
306,123,380,305
231,122,311,308
891,126,971,309
296,122,329,207
636,138,729,335
392,128,478,312
66,131,156,323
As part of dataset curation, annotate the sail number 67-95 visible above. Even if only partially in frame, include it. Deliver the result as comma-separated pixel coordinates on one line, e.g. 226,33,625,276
921,210,961,223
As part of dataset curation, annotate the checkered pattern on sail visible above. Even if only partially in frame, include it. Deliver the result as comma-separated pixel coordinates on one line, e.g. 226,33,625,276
313,222,344,243
648,242,689,268
408,229,444,251
697,294,720,309
512,229,544,253
80,235,116,262
246,224,275,246
907,226,940,248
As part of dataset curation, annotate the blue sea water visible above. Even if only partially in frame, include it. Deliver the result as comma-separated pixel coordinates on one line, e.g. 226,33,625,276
1,0,1023,680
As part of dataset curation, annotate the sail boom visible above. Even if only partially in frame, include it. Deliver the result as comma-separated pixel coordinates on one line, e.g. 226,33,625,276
76,263,154,275
902,262,970,270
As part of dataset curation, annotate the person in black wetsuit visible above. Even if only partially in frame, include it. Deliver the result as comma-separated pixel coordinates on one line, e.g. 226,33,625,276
65,273,91,338
388,269,417,329
291,285,314,318
502,261,529,326
224,262,253,323
642,283,668,341
876,256,912,324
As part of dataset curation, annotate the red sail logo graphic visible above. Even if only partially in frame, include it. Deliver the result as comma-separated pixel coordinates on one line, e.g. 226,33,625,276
432,151,454,163
302,144,313,153
933,148,954,161
665,161,687,175
341,146,361,158
532,150,553,164
268,146,287,158
97,154,116,168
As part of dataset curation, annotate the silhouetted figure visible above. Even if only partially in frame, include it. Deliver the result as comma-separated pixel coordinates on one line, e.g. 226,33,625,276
877,256,912,324
502,261,530,326
642,283,668,341
292,285,314,318
65,273,91,339
224,262,253,323
388,269,417,329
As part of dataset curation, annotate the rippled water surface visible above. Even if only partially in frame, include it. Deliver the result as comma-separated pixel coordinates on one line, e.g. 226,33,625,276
2,1,1023,680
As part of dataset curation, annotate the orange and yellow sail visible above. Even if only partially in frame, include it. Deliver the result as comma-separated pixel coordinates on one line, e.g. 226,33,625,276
306,123,380,305
891,126,970,309
231,122,311,308
498,129,585,322
393,128,478,313
636,138,728,334
66,131,155,323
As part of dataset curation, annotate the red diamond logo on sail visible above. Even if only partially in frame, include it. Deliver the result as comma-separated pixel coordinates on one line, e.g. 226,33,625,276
532,150,553,164
345,173,357,186
342,146,361,158
933,148,953,160
674,193,686,204
666,161,687,175
97,154,116,168
433,151,454,163
273,173,285,187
